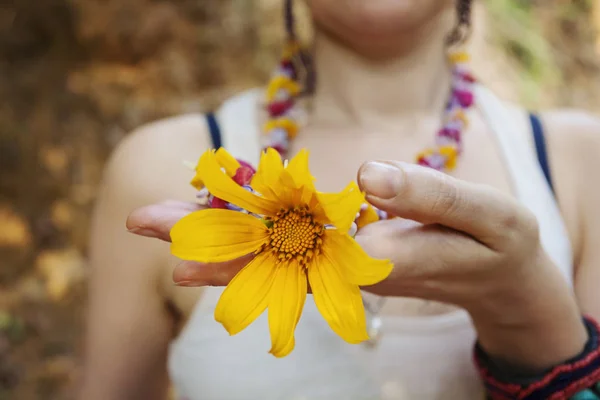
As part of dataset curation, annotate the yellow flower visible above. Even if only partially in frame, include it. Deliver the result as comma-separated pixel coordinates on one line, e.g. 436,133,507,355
190,148,240,190
171,148,393,357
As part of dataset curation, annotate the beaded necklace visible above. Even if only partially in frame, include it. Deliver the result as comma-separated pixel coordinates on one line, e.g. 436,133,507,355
259,39,476,345
263,40,475,168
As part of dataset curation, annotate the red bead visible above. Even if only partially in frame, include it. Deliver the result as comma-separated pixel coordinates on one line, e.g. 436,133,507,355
237,159,256,174
232,165,255,186
417,157,432,168
267,99,294,117
210,197,228,209
280,60,297,80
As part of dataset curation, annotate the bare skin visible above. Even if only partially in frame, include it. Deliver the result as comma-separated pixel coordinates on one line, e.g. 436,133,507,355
80,2,600,399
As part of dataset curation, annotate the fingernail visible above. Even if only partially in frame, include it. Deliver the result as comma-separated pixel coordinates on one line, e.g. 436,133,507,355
127,226,160,238
174,280,207,287
360,162,402,200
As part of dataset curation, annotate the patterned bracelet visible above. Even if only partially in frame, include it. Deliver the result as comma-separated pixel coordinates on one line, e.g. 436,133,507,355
475,316,600,400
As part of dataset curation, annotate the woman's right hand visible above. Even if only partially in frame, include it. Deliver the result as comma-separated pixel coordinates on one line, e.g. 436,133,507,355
127,200,253,286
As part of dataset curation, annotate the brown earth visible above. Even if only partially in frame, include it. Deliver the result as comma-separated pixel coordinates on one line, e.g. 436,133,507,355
0,1,599,399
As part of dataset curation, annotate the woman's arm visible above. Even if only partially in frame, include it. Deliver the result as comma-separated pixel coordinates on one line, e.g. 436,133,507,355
543,110,600,321
80,117,211,400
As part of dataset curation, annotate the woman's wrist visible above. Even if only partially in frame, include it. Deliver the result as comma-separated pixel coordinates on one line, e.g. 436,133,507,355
476,317,600,400
467,250,587,372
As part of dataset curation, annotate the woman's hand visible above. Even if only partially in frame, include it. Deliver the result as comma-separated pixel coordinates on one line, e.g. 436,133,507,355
355,160,587,371
126,200,254,286
126,162,587,372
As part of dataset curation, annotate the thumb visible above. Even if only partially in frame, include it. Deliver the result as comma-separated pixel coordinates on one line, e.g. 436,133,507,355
357,161,532,246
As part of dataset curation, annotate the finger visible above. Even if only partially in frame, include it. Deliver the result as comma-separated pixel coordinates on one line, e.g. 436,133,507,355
357,161,537,249
126,201,205,242
355,219,495,300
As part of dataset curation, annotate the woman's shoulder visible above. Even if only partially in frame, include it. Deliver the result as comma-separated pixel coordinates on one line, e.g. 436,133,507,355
100,86,264,226
97,112,213,231
539,109,600,183
118,113,211,162
540,109,600,263
541,109,600,149
114,88,263,160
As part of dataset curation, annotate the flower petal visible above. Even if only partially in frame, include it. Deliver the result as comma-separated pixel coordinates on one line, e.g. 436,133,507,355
215,148,241,177
308,254,369,344
198,150,279,215
214,251,277,335
251,148,284,201
190,148,241,190
285,149,314,190
356,204,380,229
190,174,204,191
323,230,393,286
170,209,268,263
315,181,365,232
268,261,307,357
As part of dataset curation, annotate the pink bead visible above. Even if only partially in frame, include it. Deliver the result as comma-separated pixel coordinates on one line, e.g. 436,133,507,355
454,90,473,107
461,72,476,83
437,127,461,142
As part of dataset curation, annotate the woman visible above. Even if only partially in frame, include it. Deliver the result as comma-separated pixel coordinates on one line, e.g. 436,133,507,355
81,0,600,399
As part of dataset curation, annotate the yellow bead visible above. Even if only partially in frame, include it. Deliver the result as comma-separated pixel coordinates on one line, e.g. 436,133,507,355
263,118,299,138
448,51,470,64
439,145,459,170
265,76,301,102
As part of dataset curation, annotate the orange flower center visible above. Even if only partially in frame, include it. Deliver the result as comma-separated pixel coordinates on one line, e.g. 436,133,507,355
266,206,324,266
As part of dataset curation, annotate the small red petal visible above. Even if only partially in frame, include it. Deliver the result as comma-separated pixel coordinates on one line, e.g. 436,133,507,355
267,99,294,117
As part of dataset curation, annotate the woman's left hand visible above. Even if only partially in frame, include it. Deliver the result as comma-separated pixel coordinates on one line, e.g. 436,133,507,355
355,160,587,371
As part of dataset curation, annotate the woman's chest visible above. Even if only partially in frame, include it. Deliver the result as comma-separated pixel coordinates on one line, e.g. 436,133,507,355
168,293,484,400
289,123,514,197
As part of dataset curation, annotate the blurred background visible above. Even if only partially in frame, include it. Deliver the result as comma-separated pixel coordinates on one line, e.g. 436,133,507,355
1,0,600,399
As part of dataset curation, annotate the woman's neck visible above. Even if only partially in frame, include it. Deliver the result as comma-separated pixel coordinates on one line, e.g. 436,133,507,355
308,8,457,132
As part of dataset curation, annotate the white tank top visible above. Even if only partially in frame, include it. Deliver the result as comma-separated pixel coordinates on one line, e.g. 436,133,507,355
167,86,573,400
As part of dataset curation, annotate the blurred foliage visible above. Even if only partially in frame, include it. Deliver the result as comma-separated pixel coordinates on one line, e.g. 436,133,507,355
485,0,559,104
485,0,600,106
0,1,599,399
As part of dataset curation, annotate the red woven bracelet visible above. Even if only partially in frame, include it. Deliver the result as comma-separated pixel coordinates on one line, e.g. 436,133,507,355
475,316,600,400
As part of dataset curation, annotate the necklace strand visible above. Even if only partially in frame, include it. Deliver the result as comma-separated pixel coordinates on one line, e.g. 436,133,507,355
263,40,475,171
260,40,476,346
